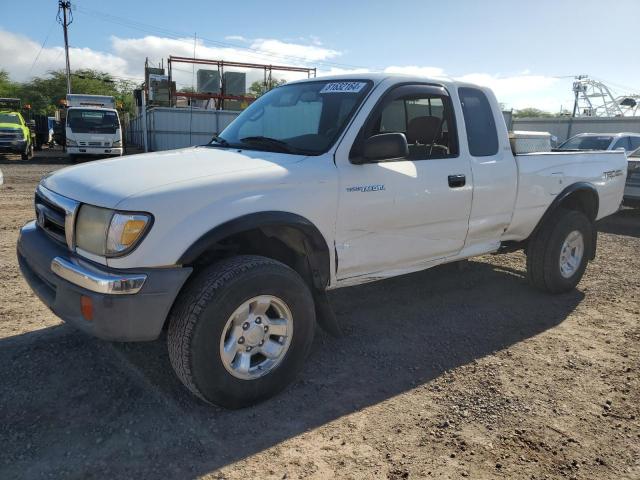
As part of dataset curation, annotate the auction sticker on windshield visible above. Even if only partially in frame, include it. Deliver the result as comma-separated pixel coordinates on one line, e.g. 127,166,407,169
320,82,367,94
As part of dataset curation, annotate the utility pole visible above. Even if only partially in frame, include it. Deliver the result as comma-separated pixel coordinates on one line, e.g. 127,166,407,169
57,1,73,94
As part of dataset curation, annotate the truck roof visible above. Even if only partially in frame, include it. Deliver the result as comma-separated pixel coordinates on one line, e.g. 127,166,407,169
66,94,116,109
573,132,640,138
286,73,495,98
289,72,460,87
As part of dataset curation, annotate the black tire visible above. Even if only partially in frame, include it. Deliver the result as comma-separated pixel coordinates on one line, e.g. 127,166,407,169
21,143,33,161
167,255,316,408
526,208,593,293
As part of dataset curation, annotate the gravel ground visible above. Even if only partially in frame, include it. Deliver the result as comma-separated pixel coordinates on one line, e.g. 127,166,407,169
0,152,638,479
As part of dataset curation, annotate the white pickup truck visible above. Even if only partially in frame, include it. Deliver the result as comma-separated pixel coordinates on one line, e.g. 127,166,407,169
17,74,627,408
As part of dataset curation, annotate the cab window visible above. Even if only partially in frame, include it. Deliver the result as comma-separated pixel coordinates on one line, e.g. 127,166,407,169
365,86,458,160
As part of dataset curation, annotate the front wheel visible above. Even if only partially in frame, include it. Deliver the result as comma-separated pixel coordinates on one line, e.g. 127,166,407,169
21,143,33,161
167,255,316,408
526,208,593,293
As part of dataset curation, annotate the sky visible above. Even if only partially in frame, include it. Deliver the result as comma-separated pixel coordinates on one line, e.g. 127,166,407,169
2,0,639,111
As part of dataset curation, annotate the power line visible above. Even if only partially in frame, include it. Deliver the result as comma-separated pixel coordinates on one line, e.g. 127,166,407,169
590,76,639,95
27,18,57,77
73,5,375,71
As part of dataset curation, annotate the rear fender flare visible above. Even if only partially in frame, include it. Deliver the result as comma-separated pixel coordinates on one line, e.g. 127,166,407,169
530,182,599,259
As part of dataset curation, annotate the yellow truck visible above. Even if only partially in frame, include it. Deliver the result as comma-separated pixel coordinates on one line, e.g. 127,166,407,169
0,98,35,160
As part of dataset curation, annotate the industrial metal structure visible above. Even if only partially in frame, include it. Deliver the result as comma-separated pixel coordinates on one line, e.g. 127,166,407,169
167,56,316,110
572,75,640,117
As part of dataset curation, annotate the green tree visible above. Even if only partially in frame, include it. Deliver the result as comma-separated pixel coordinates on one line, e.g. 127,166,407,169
248,78,286,97
0,70,20,98
513,107,556,118
5,69,138,116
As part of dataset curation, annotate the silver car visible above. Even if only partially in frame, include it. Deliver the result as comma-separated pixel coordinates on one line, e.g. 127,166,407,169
624,147,640,207
557,132,640,152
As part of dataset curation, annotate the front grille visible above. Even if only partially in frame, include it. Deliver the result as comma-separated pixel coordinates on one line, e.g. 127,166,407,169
35,191,67,245
88,141,102,146
34,185,79,249
0,129,20,139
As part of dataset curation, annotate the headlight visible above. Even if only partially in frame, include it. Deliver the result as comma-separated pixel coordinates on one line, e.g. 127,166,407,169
75,205,152,257
66,138,77,146
112,139,121,147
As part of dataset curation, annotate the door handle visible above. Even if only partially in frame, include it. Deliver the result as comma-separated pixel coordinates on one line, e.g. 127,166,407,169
448,174,466,188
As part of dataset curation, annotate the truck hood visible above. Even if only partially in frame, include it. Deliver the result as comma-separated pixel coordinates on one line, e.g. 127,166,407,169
43,147,307,208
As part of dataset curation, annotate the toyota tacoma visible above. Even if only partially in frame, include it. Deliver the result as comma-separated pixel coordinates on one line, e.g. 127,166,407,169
17,74,627,408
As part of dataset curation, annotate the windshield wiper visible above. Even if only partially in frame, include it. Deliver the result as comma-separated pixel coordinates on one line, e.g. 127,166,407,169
210,136,230,147
239,136,295,153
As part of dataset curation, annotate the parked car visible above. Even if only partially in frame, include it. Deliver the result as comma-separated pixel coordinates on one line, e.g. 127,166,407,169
17,74,627,408
556,132,640,152
624,147,640,207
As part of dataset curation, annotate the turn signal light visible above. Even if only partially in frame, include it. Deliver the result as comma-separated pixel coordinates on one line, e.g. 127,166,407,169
80,295,94,321
120,219,147,245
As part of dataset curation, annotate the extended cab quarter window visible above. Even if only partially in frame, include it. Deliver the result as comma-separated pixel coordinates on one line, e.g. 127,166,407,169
363,85,459,161
458,87,499,157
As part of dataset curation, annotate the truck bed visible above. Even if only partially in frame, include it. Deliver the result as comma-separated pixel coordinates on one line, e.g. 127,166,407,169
503,150,627,240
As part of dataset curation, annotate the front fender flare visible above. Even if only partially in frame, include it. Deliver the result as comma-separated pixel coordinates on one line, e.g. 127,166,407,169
177,211,332,289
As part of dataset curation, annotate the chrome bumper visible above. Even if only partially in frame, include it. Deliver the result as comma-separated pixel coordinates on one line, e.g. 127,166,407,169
51,256,147,294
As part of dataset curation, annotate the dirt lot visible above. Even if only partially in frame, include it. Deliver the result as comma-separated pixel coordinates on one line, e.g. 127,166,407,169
1,152,639,480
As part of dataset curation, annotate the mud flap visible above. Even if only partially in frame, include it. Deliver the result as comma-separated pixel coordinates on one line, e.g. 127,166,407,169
590,222,598,260
313,289,343,337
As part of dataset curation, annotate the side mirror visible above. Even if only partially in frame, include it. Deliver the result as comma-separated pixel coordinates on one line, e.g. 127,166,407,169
358,133,408,163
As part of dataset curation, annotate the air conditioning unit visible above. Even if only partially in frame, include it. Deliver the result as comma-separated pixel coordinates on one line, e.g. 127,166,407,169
223,72,246,96
197,70,221,94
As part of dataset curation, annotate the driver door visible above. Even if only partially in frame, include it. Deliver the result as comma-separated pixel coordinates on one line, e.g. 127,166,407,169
334,84,473,281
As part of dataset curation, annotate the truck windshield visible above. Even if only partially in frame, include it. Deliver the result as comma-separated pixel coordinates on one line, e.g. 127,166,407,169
0,113,20,125
211,80,372,155
558,135,613,150
66,109,119,134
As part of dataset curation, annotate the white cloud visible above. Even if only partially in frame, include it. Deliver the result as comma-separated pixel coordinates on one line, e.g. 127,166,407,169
456,73,573,111
0,29,129,82
249,38,340,63
224,35,247,42
109,34,335,87
0,28,573,111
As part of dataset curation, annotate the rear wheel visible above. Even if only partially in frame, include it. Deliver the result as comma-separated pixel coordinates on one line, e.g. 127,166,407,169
167,255,316,408
526,208,593,293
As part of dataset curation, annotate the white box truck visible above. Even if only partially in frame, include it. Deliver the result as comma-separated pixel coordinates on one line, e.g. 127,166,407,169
64,94,123,161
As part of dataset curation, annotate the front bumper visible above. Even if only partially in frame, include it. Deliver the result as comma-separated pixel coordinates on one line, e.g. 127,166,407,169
67,146,123,156
17,221,192,341
0,139,26,153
